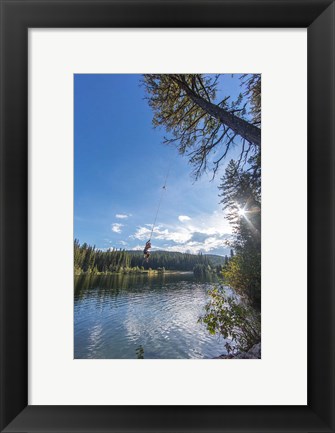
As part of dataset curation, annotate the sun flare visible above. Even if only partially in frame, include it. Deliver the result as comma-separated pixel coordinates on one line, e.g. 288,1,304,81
238,207,246,217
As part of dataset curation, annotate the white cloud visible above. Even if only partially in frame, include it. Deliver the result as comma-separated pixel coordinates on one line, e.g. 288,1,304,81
111,223,123,233
162,236,230,255
178,215,191,222
132,225,190,244
130,210,233,255
115,213,130,219
132,244,145,251
118,240,128,246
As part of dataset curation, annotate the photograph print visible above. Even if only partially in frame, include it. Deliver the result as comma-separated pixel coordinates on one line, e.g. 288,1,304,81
74,74,261,359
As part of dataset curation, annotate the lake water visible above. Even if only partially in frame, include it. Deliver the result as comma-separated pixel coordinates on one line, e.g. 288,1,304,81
74,272,229,359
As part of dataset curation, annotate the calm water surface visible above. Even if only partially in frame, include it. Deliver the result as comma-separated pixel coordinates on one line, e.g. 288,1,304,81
74,272,229,359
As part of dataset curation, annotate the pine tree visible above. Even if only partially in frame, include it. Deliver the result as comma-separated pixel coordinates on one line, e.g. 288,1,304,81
143,74,261,179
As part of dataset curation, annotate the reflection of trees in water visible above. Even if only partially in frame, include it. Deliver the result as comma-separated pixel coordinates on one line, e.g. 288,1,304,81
74,273,169,301
74,272,203,304
193,272,218,284
74,272,226,359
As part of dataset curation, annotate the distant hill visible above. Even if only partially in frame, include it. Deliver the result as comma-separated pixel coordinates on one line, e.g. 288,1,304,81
126,249,225,270
127,249,224,259
203,254,226,266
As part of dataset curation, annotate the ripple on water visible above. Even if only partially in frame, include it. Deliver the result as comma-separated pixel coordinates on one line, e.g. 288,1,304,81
74,273,229,359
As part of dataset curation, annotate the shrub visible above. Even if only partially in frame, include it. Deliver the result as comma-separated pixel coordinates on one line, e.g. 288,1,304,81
199,286,260,353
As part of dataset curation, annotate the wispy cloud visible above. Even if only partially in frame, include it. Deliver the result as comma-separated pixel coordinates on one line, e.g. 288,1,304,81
131,225,190,244
111,223,123,233
130,211,232,255
115,213,131,219
162,235,231,255
178,215,191,222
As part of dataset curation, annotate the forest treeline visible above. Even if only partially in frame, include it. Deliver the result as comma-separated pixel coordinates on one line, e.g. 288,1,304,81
74,239,226,275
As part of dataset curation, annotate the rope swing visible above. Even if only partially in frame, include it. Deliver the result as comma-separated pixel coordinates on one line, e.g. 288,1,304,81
143,163,171,262
149,166,170,241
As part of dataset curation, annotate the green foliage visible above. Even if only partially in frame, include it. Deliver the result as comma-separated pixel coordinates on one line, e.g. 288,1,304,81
74,240,224,274
240,74,261,126
143,74,216,132
74,239,130,274
129,249,215,271
193,263,215,278
199,286,261,353
143,74,261,179
200,153,261,351
219,158,261,308
222,254,261,307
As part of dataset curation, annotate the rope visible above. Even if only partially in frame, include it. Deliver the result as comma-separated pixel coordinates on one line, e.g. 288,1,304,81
149,164,171,241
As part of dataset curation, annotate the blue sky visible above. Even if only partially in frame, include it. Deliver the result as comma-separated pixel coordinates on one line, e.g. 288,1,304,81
74,74,244,256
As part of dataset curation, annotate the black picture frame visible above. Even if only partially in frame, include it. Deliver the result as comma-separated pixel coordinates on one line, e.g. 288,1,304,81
1,0,334,432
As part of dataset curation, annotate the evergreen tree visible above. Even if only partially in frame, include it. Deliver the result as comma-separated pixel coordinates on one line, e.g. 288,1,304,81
73,241,225,274
219,158,261,308
143,74,261,179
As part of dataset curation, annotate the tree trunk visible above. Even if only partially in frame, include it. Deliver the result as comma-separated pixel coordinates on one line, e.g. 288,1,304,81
174,78,261,147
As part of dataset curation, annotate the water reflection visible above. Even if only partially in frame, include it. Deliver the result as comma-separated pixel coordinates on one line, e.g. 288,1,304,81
74,272,228,359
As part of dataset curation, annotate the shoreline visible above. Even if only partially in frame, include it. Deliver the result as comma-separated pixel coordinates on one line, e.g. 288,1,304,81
214,343,261,359
75,270,195,276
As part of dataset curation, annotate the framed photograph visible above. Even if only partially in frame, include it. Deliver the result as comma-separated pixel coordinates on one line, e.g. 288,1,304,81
0,0,334,432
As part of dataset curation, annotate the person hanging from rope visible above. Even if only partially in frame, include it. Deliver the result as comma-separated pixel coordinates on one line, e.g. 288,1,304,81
143,240,152,262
